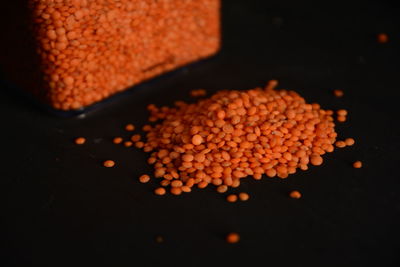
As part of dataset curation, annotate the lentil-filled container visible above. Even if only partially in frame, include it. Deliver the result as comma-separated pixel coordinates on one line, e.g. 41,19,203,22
1,0,221,112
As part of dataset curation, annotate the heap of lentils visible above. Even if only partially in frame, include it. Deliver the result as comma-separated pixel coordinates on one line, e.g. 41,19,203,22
136,81,338,195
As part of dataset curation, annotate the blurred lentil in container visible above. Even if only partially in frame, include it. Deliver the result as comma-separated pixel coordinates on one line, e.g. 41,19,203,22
1,0,221,111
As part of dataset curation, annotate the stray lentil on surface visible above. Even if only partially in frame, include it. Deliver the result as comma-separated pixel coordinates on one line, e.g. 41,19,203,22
289,190,302,199
226,233,240,243
353,161,362,168
113,137,123,144
74,137,86,145
103,160,115,168
333,89,344,98
377,33,388,43
139,174,151,183
238,192,250,201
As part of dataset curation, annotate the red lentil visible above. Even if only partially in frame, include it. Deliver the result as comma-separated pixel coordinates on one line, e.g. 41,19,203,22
125,124,135,131
226,233,240,243
124,141,133,147
227,194,238,203
154,187,166,196
337,115,347,122
345,138,355,146
333,89,344,98
289,190,302,199
74,137,86,145
131,134,141,142
238,192,250,201
113,137,123,144
139,174,150,183
335,141,346,148
190,89,207,97
353,161,362,168
377,33,388,43
155,235,164,243
103,160,115,168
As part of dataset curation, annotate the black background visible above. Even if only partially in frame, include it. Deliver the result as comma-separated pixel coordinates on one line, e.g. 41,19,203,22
2,1,400,266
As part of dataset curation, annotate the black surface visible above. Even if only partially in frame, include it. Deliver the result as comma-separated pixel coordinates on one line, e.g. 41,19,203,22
3,1,400,266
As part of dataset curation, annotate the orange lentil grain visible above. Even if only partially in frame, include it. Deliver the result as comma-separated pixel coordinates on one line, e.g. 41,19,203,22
377,33,388,43
74,137,86,145
113,137,123,144
238,192,250,201
226,194,238,203
154,187,166,196
353,161,362,168
155,235,164,243
289,190,302,199
124,141,133,147
337,115,347,122
335,141,346,148
333,89,344,98
131,134,141,142
125,124,135,131
345,138,355,146
337,109,348,116
226,233,240,244
139,174,150,183
103,160,115,168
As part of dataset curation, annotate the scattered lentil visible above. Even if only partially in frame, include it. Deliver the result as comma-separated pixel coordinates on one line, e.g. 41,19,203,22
113,137,123,144
353,161,362,168
139,174,150,183
238,192,250,201
226,233,240,243
333,89,344,98
335,141,346,148
345,138,355,146
377,33,388,43
227,194,238,203
74,137,86,145
155,235,164,243
125,124,135,131
124,141,133,147
190,89,207,97
103,160,115,168
154,187,166,196
289,190,302,199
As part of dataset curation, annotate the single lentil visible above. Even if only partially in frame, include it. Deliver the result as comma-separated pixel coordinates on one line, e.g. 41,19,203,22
139,174,150,183
103,160,115,168
377,33,388,43
238,192,250,201
333,89,344,97
226,233,240,243
289,190,302,199
74,137,86,145
345,138,355,146
113,137,123,144
353,161,362,168
227,194,238,203
154,187,166,196
124,141,133,147
125,124,135,131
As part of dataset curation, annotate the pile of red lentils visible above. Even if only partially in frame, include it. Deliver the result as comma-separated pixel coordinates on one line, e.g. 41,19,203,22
29,0,220,110
132,81,345,196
